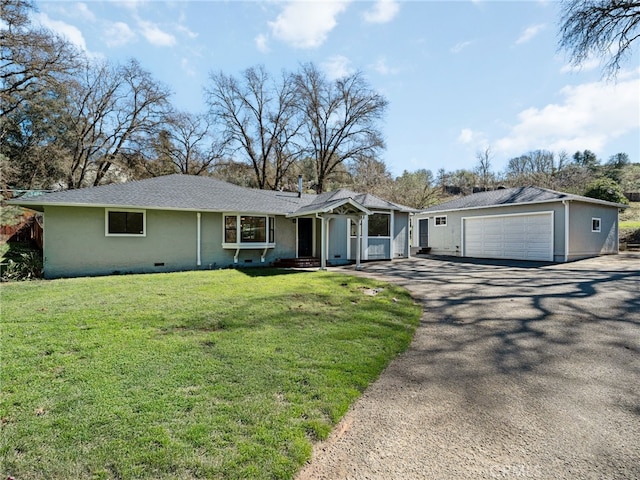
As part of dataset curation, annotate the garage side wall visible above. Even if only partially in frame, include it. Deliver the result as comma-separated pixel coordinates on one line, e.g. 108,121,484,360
421,203,567,261
567,202,619,260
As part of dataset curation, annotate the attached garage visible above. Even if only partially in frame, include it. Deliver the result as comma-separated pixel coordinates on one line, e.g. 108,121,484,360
463,212,553,262
414,186,627,263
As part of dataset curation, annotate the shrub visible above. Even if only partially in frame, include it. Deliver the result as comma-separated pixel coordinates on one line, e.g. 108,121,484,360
1,245,43,281
583,177,629,204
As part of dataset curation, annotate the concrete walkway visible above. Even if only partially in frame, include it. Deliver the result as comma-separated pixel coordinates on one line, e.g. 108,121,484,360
297,254,640,479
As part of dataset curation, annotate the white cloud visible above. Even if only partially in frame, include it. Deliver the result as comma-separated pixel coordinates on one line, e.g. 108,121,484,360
451,40,474,54
458,128,475,144
103,21,136,48
33,12,88,52
515,23,546,45
72,2,96,22
180,58,196,77
494,73,640,157
120,0,146,12
137,19,176,47
560,56,601,74
255,33,270,53
363,0,400,24
371,57,398,75
458,128,488,146
268,1,349,49
176,24,198,40
322,55,354,80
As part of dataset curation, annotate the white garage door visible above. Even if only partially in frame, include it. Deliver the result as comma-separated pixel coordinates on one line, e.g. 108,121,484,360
463,213,553,262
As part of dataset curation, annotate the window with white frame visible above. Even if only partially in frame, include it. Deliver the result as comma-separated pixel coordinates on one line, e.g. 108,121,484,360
434,215,447,226
591,217,601,233
368,213,390,237
106,209,146,236
224,214,275,245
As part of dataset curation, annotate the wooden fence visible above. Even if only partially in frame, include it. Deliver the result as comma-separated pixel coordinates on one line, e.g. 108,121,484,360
624,192,640,202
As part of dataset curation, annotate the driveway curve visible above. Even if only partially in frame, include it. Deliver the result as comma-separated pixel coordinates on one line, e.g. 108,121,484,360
296,254,640,479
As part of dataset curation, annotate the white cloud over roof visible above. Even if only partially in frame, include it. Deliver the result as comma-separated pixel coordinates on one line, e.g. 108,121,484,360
322,55,354,80
255,33,270,53
33,12,89,52
515,23,546,45
495,72,640,157
103,21,136,48
363,0,400,24
137,19,176,47
450,40,474,54
268,1,349,49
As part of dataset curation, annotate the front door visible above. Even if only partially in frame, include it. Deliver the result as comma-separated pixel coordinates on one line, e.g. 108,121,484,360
297,217,313,257
419,218,429,247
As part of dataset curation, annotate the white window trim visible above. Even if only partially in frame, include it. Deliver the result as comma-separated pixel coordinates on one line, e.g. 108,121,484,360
434,215,447,227
367,211,391,238
591,217,601,233
105,208,146,237
222,213,276,249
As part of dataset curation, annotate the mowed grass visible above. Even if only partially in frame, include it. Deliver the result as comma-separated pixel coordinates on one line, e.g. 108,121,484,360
0,269,421,479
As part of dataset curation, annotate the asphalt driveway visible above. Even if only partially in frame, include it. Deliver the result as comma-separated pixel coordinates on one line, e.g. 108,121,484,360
297,254,640,479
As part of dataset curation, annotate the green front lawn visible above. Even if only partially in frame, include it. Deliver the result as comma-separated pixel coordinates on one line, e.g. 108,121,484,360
0,269,421,479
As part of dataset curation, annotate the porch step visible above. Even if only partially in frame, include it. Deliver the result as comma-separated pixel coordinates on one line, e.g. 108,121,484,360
273,258,321,268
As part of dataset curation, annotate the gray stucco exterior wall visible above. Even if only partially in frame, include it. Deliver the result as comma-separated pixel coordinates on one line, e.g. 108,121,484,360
567,202,619,260
419,203,566,260
43,206,299,278
417,200,621,263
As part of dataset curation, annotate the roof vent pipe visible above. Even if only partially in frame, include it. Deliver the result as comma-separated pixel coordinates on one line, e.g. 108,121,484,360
298,174,303,198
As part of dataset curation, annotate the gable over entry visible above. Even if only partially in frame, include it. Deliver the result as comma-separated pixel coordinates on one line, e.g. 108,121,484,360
287,197,372,270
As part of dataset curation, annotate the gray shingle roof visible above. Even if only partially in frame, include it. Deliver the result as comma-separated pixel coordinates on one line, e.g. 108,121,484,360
420,186,628,213
308,189,415,212
11,174,411,215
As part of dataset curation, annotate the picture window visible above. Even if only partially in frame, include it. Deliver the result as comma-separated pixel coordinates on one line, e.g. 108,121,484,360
368,213,390,237
106,210,145,236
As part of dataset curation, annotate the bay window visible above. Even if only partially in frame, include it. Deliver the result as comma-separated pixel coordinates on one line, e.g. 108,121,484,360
223,214,275,245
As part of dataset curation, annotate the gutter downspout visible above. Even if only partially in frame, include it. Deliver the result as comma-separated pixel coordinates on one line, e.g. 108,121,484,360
356,216,363,270
562,200,569,262
196,212,202,266
317,213,327,270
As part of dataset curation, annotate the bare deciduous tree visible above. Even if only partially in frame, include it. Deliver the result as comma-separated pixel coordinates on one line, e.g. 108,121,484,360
206,66,302,190
559,0,640,76
294,63,388,193
1,0,80,119
146,112,225,176
349,156,392,198
474,147,493,191
62,59,172,188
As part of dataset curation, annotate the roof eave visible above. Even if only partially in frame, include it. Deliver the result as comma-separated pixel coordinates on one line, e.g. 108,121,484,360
7,200,296,216
417,196,628,215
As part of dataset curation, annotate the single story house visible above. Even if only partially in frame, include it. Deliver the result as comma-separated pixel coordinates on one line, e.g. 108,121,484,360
412,186,627,262
10,174,413,278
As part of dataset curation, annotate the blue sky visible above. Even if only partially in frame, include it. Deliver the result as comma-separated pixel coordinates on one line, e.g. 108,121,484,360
34,0,639,177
